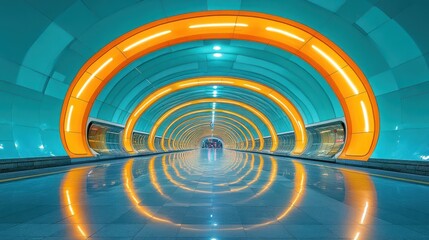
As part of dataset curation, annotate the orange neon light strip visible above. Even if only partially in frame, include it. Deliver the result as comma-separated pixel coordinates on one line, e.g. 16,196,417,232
185,125,243,150
181,129,232,150
61,11,378,160
168,118,241,150
166,116,252,151
175,123,242,151
123,77,302,153
136,98,277,152
162,109,261,151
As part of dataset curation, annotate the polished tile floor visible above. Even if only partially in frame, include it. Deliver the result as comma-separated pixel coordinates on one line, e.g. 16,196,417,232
1,149,429,239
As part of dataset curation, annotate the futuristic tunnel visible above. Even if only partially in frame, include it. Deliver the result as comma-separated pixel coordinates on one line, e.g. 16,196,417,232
1,1,429,239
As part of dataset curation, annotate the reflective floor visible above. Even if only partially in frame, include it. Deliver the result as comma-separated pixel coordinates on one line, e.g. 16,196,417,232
1,149,429,239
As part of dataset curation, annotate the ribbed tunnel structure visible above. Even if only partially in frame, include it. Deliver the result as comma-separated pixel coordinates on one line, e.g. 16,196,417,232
1,1,429,239
2,0,429,164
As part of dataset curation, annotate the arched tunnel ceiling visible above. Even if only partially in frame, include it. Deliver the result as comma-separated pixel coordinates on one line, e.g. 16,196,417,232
0,0,428,161
164,112,258,140
92,40,342,125
131,87,291,134
153,102,269,136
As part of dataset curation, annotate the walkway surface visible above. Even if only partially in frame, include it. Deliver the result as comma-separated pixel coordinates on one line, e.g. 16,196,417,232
0,149,429,239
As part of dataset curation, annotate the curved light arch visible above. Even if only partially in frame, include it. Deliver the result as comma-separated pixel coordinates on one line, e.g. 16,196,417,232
175,123,244,150
180,128,234,150
167,115,253,151
188,132,232,149
141,98,278,152
199,136,225,149
183,126,242,150
123,77,306,154
186,130,234,149
173,122,245,151
162,109,261,151
61,11,379,160
172,120,247,150
189,115,254,150
183,124,248,150
184,121,251,150
182,127,236,150
167,118,245,150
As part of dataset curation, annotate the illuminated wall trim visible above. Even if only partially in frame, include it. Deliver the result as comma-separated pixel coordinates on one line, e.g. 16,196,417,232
190,132,233,149
165,114,255,151
168,119,243,150
180,128,233,149
183,128,237,149
183,130,231,149
171,120,247,151
60,11,379,160
140,98,278,152
161,109,262,151
183,121,247,150
175,123,242,150
169,117,252,151
123,77,305,154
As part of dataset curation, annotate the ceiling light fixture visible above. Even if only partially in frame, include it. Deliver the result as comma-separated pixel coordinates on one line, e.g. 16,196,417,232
213,53,222,58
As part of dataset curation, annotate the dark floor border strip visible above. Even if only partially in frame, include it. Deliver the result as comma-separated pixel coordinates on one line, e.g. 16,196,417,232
232,149,429,177
0,150,187,174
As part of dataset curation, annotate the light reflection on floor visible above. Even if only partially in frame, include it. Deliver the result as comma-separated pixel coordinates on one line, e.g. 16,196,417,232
0,149,429,239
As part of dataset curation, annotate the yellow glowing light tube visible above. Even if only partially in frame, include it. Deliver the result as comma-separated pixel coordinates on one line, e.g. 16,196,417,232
186,130,233,149
189,128,242,150
183,131,229,149
175,122,242,150
162,109,260,151
176,125,235,149
167,118,243,150
181,127,235,150
167,115,253,151
134,98,277,152
123,77,305,154
173,122,242,150
175,122,245,150
182,125,241,150
177,129,224,150
155,98,272,152
176,113,258,150
174,116,255,150
61,11,378,160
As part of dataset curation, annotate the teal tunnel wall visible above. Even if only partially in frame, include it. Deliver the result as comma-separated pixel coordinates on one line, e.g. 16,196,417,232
0,0,429,161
